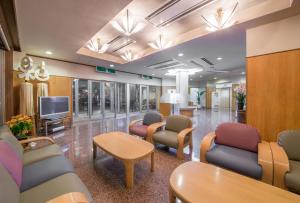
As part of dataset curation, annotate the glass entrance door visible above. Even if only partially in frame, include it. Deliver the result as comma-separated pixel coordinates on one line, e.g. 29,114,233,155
90,81,102,119
129,84,140,113
116,83,127,117
104,81,115,118
140,85,148,112
77,79,89,119
149,86,159,110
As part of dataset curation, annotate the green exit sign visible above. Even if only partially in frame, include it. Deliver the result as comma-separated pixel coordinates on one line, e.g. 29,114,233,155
96,66,116,74
141,75,153,80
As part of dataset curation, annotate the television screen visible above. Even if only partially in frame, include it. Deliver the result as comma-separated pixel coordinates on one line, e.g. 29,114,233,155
39,96,69,118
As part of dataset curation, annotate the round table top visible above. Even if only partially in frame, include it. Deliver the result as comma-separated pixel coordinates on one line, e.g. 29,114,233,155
93,131,154,161
170,161,300,203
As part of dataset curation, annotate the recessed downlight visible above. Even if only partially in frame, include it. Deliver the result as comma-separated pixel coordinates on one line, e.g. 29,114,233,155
45,51,53,55
199,75,203,78
110,64,114,67
241,71,245,75
178,53,184,57
217,57,223,60
151,73,155,76
213,77,217,80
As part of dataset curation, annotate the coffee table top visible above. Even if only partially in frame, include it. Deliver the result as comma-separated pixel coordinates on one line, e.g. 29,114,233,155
93,131,154,160
170,161,300,203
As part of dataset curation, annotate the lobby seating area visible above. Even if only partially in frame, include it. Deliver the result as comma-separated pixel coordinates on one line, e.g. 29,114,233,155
0,0,300,202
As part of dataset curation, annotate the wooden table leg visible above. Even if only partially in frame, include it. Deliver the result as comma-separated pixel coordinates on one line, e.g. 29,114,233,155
93,142,97,160
151,152,154,172
124,160,134,188
169,186,176,203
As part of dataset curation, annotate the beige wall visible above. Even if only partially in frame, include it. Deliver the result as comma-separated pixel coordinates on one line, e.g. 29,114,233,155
247,14,300,57
13,51,162,86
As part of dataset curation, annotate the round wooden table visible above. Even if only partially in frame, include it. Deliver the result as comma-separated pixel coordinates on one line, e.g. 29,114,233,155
169,161,300,203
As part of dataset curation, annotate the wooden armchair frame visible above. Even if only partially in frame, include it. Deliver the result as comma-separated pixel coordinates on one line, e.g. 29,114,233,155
20,136,55,145
270,142,290,189
148,122,194,159
200,132,273,184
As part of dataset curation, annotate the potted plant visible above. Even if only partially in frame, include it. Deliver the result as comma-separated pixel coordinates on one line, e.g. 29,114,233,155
6,114,33,140
234,84,246,110
196,90,205,109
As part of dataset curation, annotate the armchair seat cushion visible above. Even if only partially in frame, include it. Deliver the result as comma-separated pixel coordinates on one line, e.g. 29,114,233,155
153,130,189,148
129,125,148,138
206,144,262,180
20,173,92,203
21,156,74,192
285,160,300,194
23,144,62,165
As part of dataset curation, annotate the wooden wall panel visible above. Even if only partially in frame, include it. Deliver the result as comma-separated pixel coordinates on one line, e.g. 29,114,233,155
5,51,14,121
247,49,300,141
206,87,213,109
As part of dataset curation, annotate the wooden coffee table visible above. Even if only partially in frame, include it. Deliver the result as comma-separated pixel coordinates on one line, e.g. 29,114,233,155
93,131,154,188
169,161,300,203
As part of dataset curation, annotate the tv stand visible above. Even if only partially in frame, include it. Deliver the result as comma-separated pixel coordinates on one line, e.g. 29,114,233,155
38,116,72,136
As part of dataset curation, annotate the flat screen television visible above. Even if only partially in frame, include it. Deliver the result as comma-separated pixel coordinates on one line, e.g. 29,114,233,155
39,96,69,119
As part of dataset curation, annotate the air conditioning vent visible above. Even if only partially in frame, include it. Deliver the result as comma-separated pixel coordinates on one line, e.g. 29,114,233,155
107,36,136,53
200,57,214,66
145,59,184,70
146,0,216,27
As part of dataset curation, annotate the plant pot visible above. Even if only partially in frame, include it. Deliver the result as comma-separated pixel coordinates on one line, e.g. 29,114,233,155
237,102,244,110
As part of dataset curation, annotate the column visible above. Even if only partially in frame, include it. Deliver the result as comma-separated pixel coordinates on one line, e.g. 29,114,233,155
176,71,189,108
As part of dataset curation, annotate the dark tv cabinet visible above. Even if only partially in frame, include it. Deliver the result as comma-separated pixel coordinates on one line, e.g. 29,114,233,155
37,117,72,136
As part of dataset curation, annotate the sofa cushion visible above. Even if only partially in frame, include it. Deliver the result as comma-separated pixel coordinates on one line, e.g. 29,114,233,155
206,144,262,180
0,164,20,203
0,125,24,158
143,112,162,126
215,122,260,153
165,115,192,133
285,160,300,194
20,155,74,192
23,144,62,165
0,141,23,187
20,173,93,203
129,125,148,138
278,130,300,161
153,130,189,148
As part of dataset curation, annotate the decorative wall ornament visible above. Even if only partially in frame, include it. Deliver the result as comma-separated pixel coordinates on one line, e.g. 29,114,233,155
18,56,35,81
35,61,50,81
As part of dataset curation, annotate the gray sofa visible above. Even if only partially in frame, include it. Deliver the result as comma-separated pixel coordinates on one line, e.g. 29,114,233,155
0,125,93,203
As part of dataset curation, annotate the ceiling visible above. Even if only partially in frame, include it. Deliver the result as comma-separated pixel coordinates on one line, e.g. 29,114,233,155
14,0,298,81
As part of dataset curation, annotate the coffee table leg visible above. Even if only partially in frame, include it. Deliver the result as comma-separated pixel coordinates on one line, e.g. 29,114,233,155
93,142,97,160
151,152,154,172
169,186,176,203
124,161,134,188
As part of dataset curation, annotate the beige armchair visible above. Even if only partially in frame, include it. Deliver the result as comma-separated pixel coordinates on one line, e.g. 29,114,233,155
148,115,193,159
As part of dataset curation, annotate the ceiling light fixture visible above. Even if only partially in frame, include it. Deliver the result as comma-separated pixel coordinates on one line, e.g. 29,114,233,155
111,9,144,36
213,77,217,80
110,64,114,67
45,51,53,55
178,53,184,57
86,38,109,53
148,34,172,50
241,71,245,75
200,75,203,78
120,50,138,62
201,2,238,32
165,68,203,76
217,57,223,60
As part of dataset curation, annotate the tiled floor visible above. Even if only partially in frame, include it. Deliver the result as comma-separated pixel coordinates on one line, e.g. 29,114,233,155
49,109,236,202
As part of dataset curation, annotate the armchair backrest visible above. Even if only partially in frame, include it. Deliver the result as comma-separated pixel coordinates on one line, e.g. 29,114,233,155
165,115,192,133
143,112,163,126
0,125,24,159
278,130,300,161
215,122,260,153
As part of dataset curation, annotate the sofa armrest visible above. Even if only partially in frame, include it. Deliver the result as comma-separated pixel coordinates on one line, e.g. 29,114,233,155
46,192,89,203
20,137,55,145
258,141,273,184
270,142,290,189
177,128,194,148
147,122,166,143
200,132,216,163
129,119,143,129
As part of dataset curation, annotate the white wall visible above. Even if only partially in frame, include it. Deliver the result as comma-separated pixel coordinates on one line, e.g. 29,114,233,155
13,51,162,86
247,14,300,57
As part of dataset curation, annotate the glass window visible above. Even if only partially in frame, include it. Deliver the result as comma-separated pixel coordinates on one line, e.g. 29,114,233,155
129,84,140,112
116,83,126,114
149,86,159,110
78,79,89,117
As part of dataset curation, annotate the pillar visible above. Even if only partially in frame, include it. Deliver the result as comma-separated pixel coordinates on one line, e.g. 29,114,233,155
176,71,189,108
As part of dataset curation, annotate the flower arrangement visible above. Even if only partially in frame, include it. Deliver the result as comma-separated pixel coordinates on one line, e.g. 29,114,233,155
6,114,33,140
234,84,246,110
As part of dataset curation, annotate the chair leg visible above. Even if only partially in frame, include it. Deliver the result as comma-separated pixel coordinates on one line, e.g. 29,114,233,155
189,136,193,154
177,144,184,160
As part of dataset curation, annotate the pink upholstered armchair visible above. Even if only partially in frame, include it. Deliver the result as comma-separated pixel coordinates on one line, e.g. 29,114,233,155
128,112,163,141
200,122,273,184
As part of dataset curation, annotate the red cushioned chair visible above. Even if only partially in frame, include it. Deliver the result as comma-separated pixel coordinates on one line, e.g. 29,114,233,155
129,112,163,141
200,122,273,184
